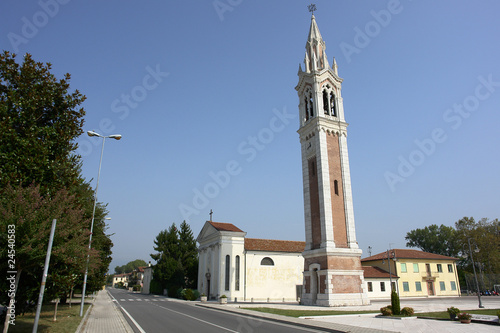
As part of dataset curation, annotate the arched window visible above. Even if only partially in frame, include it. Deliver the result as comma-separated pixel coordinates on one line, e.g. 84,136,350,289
309,93,314,118
235,256,240,291
323,90,329,115
225,255,230,291
330,92,337,117
261,257,274,266
304,97,309,121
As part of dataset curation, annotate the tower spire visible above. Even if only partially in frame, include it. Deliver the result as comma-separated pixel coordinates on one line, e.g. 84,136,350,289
304,6,329,73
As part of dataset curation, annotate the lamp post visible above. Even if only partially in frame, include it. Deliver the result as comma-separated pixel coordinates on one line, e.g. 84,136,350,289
467,238,484,308
79,131,121,317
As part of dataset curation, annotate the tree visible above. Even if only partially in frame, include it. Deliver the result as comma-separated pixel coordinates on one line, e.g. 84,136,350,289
178,221,198,289
405,224,459,257
115,259,147,274
455,217,500,274
0,184,98,317
0,52,113,328
0,51,86,194
150,221,198,295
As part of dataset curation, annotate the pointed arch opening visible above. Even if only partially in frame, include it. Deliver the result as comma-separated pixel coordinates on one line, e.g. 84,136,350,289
323,90,329,115
330,92,337,117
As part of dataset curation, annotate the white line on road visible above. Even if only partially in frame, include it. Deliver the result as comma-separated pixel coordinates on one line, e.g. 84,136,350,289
108,291,147,333
155,304,239,333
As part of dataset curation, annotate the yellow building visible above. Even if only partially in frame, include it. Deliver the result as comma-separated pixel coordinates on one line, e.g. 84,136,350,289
362,249,460,298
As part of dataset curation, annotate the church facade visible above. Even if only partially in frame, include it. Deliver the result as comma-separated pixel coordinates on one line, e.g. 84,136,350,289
197,221,305,301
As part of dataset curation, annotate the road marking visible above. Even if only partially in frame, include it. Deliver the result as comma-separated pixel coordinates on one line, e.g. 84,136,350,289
128,299,134,301
120,299,126,301
155,304,238,333
108,291,147,333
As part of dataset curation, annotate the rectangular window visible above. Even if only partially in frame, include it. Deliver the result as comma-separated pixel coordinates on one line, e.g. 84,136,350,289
367,282,373,292
448,264,453,273
400,263,407,273
413,263,419,273
225,255,230,291
380,282,385,292
437,264,442,273
403,282,409,292
415,281,422,292
439,281,446,291
450,281,457,291
235,255,240,291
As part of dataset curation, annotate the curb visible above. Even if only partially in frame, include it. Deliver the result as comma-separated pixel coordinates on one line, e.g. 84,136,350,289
74,302,93,333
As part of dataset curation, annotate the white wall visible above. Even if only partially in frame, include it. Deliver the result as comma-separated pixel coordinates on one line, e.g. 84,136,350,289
245,251,303,302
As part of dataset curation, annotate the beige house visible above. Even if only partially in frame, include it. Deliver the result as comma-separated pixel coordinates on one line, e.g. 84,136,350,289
112,273,131,288
197,221,305,302
362,249,460,298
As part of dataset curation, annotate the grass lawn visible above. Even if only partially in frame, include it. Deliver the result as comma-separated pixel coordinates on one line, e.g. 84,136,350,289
240,307,379,318
242,307,500,319
1,303,90,333
417,308,500,319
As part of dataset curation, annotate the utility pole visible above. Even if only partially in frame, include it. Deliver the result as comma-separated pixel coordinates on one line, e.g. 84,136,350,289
33,219,57,333
467,238,484,308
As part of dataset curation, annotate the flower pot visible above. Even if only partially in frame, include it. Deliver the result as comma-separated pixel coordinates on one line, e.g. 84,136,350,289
449,314,456,320
460,319,471,324
219,297,227,304
200,296,207,303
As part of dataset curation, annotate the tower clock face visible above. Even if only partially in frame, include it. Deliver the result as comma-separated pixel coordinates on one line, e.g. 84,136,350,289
305,140,315,156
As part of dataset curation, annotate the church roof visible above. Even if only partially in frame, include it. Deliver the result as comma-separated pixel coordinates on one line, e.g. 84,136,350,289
362,266,398,279
208,221,244,233
245,238,305,253
362,249,459,262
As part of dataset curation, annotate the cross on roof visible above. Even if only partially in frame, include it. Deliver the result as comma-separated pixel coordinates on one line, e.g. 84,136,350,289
308,4,317,14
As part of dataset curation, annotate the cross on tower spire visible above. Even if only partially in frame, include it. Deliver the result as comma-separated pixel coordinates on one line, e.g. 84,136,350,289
307,4,317,14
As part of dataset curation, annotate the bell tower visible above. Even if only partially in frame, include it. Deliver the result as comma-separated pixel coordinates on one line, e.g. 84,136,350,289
296,9,369,306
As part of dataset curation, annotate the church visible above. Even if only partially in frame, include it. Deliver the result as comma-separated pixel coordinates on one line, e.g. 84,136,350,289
197,9,370,306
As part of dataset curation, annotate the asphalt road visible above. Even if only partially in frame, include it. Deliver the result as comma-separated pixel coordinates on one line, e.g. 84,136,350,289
107,288,330,333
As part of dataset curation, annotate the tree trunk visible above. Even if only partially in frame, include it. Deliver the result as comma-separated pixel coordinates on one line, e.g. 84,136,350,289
69,286,74,308
53,299,60,321
2,269,21,333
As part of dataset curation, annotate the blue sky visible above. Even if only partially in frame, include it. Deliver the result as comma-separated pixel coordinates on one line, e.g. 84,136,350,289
2,1,499,271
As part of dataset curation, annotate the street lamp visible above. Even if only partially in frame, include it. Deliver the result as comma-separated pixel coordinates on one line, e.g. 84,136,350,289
79,131,121,316
467,238,484,308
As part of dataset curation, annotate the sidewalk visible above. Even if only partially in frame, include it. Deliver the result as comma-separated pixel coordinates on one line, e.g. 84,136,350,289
75,289,134,333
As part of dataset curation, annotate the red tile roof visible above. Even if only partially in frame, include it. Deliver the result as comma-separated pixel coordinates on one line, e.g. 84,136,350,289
362,249,459,262
245,238,305,253
362,266,398,278
208,221,244,232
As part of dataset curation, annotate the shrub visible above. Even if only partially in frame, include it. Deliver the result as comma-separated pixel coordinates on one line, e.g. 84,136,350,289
193,290,200,300
497,310,500,319
220,294,227,298
167,285,180,298
150,280,163,295
447,307,460,316
380,306,392,316
457,312,471,320
133,285,141,291
391,290,400,315
401,307,414,317
183,288,196,301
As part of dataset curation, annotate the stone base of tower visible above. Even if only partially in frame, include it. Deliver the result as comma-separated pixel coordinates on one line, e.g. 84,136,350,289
300,249,370,307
